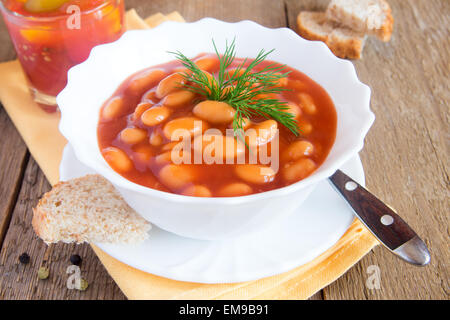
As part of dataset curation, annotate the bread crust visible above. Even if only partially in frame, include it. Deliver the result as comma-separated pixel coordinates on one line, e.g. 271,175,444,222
32,207,49,242
376,2,393,42
32,183,58,243
297,12,365,60
328,34,364,60
296,13,328,43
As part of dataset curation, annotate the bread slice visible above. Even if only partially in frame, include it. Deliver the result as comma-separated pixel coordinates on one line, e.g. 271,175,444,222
326,0,393,42
297,11,366,60
144,11,185,28
32,174,151,244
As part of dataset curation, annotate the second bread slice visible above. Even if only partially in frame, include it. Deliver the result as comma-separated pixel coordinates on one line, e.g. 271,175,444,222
297,11,366,60
326,0,393,42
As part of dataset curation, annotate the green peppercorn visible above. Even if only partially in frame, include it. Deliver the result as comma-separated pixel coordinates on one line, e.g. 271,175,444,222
77,278,88,291
38,266,49,280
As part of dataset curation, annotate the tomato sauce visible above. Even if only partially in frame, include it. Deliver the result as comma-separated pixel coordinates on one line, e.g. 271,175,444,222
97,54,337,197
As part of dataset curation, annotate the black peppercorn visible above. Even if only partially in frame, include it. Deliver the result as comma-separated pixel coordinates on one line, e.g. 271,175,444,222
70,254,82,266
19,253,30,264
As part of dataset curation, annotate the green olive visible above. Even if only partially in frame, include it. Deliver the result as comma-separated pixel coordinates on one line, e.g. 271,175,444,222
25,0,70,13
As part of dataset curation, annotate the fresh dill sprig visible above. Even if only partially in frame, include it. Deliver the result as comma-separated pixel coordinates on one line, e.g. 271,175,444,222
169,39,300,139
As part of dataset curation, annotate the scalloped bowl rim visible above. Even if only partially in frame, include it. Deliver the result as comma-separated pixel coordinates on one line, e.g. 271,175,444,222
58,18,374,205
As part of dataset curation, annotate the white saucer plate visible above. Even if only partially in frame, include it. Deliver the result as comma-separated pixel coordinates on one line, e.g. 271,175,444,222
60,144,363,284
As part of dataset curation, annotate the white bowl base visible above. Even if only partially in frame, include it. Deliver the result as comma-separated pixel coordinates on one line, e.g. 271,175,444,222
60,144,363,284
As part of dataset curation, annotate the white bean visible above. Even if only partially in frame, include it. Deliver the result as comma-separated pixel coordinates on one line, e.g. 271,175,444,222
235,164,276,184
193,100,236,124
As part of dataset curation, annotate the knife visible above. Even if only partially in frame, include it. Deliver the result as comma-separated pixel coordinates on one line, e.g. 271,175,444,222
329,169,430,266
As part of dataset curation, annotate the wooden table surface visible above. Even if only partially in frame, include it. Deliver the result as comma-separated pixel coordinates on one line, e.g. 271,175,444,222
0,0,448,300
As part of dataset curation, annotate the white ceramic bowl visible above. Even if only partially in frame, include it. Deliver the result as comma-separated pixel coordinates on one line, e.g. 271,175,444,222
58,18,374,240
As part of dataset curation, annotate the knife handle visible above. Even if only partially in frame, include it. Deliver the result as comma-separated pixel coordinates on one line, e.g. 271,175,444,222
329,169,430,266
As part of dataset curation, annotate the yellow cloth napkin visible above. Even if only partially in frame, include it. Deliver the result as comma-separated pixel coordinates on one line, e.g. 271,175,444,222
0,10,378,299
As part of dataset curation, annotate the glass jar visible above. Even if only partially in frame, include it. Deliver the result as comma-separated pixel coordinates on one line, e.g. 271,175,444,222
0,0,125,112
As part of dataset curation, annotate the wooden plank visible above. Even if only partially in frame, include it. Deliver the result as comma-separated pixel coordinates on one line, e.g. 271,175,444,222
285,0,449,299
0,13,26,242
0,157,126,300
125,0,286,27
0,106,28,248
0,17,16,61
